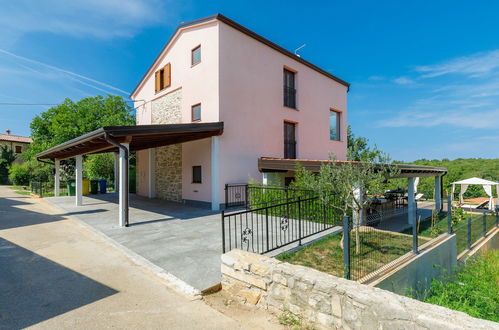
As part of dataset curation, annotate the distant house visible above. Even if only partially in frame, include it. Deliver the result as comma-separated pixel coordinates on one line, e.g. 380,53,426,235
131,14,349,208
0,130,32,163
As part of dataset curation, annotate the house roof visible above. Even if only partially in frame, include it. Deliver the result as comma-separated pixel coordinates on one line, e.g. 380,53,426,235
0,134,32,143
36,122,223,160
258,157,447,178
130,14,350,98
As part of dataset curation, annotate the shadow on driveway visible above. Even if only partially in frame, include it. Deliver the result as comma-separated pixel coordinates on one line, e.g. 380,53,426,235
0,237,117,329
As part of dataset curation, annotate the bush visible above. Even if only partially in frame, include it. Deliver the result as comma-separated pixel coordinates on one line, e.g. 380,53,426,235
9,163,31,186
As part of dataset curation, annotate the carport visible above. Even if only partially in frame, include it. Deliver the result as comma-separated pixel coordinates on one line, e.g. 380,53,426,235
37,122,224,227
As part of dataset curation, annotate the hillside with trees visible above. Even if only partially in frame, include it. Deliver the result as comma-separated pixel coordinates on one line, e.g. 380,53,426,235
400,158,499,199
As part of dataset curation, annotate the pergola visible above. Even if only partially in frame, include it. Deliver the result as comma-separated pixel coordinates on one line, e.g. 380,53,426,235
451,177,499,210
37,122,224,227
258,157,448,226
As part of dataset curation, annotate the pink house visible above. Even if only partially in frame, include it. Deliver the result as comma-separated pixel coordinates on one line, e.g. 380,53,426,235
131,14,350,210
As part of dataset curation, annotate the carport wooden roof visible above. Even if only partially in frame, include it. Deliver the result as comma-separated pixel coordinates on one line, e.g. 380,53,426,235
37,122,224,160
258,157,447,178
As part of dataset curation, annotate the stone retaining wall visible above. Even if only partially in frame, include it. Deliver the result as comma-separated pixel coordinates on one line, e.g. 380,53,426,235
221,249,498,330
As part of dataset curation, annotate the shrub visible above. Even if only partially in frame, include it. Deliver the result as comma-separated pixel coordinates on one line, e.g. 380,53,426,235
9,163,31,186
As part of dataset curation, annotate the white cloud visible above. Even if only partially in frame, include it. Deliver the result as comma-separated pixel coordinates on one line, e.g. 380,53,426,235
0,0,178,39
393,77,415,85
416,49,499,78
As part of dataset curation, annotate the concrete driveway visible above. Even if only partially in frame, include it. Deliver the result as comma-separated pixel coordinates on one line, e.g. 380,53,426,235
45,193,223,292
0,185,247,329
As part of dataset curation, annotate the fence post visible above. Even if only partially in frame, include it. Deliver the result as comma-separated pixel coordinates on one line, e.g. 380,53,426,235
298,197,302,246
343,215,351,280
224,184,228,210
221,211,226,253
496,208,499,227
412,211,418,254
467,217,471,250
447,195,452,234
265,208,270,252
245,184,249,209
483,213,487,237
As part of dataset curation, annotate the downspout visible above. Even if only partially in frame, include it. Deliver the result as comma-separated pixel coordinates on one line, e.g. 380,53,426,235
104,133,129,227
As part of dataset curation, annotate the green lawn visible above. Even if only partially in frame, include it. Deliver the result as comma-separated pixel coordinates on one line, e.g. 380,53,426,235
424,250,499,322
9,185,31,196
277,229,429,280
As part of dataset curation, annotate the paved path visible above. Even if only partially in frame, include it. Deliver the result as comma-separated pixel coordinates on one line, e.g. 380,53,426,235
0,186,247,329
45,193,223,291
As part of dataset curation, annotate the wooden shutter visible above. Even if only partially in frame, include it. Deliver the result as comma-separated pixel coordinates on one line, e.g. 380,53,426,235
163,63,171,88
155,71,160,92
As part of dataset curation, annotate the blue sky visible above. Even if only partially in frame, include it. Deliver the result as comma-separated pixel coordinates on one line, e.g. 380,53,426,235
0,0,498,161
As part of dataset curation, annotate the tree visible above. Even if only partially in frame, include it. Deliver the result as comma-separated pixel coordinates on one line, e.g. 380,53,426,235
292,154,399,254
24,95,135,180
85,153,115,180
0,145,17,184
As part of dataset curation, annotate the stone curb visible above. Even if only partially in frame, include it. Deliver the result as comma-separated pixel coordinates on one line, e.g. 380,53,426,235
40,197,202,298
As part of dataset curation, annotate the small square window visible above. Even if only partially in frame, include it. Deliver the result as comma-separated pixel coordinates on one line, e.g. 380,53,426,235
15,146,22,153
192,104,201,122
192,46,201,65
192,166,202,183
330,110,341,141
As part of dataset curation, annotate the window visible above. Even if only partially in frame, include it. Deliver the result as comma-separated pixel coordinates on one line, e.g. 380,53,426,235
15,146,22,153
192,166,202,183
284,122,296,159
191,45,201,66
191,104,201,122
154,63,171,93
330,110,341,141
283,68,296,108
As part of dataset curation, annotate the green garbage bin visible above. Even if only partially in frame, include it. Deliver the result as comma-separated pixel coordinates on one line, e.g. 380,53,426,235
90,180,99,194
67,179,76,196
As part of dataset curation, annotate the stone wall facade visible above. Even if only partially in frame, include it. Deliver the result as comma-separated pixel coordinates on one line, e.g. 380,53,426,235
151,89,182,202
221,249,498,330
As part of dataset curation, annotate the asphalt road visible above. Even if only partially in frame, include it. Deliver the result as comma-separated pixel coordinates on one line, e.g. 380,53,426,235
0,185,246,329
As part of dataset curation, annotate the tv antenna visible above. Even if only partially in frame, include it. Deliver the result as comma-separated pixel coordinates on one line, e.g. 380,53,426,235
294,44,307,57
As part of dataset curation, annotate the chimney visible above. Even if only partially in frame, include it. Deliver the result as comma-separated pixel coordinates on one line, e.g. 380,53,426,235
6,129,11,135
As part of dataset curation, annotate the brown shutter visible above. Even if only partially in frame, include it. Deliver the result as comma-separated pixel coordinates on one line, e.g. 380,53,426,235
155,71,160,93
163,63,171,88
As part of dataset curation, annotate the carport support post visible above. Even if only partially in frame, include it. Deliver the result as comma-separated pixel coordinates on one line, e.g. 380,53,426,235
407,177,416,225
114,152,119,192
75,155,83,206
119,143,129,227
435,175,442,212
54,158,60,197
211,136,220,211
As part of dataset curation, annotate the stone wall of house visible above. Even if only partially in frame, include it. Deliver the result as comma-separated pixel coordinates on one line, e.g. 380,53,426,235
221,249,498,330
151,89,182,202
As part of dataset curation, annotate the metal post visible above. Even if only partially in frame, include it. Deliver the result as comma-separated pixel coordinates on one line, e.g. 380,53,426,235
343,215,351,280
221,211,226,253
265,208,269,252
298,197,302,246
245,184,249,209
412,212,418,254
496,208,499,227
483,213,487,237
467,217,471,250
447,195,452,234
224,184,228,209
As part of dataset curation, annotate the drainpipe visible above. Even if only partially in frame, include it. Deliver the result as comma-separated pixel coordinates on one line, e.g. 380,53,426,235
104,133,129,227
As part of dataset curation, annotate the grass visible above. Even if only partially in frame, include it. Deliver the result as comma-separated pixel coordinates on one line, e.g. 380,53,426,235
277,229,428,280
424,250,499,322
9,185,30,196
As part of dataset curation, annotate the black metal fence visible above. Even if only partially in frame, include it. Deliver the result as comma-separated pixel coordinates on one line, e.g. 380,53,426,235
222,194,341,254
30,181,68,197
225,183,317,209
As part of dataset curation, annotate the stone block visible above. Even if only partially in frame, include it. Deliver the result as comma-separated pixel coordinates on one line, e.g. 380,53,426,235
239,289,261,305
272,273,287,286
221,253,236,267
330,294,342,318
251,262,270,276
221,264,267,290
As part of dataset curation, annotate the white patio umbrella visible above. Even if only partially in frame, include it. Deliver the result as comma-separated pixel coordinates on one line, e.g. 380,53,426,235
451,177,499,210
